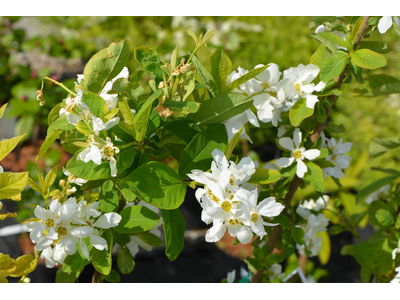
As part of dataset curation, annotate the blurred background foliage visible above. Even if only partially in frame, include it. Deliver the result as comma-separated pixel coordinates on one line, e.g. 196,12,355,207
1,15,400,224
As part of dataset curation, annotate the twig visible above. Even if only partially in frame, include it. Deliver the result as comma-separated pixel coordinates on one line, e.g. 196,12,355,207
251,16,371,283
92,269,99,283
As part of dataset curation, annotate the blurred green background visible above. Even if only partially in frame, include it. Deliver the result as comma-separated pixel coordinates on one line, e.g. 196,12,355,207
1,15,400,202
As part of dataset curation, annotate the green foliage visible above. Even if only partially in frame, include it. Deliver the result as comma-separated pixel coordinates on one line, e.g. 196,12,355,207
99,180,119,213
117,247,135,274
289,98,314,127
210,50,233,95
369,137,400,158
320,51,349,82
115,205,160,234
248,168,282,185
134,46,165,79
303,162,324,192
161,208,186,261
351,49,387,70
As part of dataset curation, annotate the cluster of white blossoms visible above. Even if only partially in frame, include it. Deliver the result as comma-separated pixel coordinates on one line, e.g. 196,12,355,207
365,184,390,205
187,149,284,244
25,197,121,268
296,196,330,257
224,63,326,142
319,132,352,179
275,128,321,178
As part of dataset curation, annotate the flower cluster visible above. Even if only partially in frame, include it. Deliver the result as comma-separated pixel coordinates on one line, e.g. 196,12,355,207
187,149,284,244
224,63,326,142
25,197,121,268
296,196,330,257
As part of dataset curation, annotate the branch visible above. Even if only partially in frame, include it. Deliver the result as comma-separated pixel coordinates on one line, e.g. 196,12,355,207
251,16,371,283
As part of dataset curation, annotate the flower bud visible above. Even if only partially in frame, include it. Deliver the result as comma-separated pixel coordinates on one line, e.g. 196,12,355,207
39,100,45,107
23,277,31,283
59,179,66,187
158,81,166,89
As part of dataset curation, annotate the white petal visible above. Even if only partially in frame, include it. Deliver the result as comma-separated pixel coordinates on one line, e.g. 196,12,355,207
212,148,229,170
245,109,260,127
235,226,253,244
275,157,295,168
34,206,47,220
314,81,326,92
205,220,226,243
70,226,93,238
279,137,294,151
103,117,120,131
337,142,352,154
109,157,117,177
378,16,393,34
296,159,307,178
293,128,302,149
303,149,321,160
301,84,315,94
90,234,108,251
304,64,320,82
258,197,285,217
80,238,90,260
94,212,122,229
305,94,319,109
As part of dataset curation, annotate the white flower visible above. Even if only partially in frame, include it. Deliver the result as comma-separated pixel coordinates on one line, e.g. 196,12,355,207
365,185,390,205
227,269,236,283
253,88,285,127
254,63,281,91
100,137,120,177
278,64,325,109
391,266,400,283
275,128,321,178
0,165,4,173
91,115,120,136
296,195,328,219
378,16,400,34
224,109,259,143
236,189,284,237
62,167,88,186
77,135,102,165
66,186,77,195
227,66,263,97
265,264,285,281
392,240,400,260
322,137,352,179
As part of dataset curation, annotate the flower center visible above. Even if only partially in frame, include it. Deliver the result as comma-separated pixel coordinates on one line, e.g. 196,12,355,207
45,218,55,228
331,154,337,160
228,218,240,227
66,104,74,113
68,174,76,181
221,201,232,213
57,226,68,236
295,83,301,91
294,150,302,159
251,213,259,223
207,190,220,203
103,146,114,157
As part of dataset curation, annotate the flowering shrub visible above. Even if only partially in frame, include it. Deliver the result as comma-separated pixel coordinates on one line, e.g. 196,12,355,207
1,16,400,283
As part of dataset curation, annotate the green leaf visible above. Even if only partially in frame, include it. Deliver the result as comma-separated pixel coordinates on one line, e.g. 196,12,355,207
317,32,349,49
360,267,372,283
0,172,29,199
289,98,314,127
356,175,399,203
104,270,121,283
82,91,108,118
0,134,26,161
0,103,7,119
99,180,119,213
351,49,387,69
47,117,76,135
368,200,396,228
66,147,135,180
44,164,58,196
35,130,61,163
161,208,186,261
117,247,135,274
179,123,227,177
340,244,355,256
375,209,395,227
9,255,37,278
191,55,218,97
92,229,113,275
313,159,335,169
170,45,178,69
164,119,201,144
273,212,290,229
310,44,326,68
358,41,391,54
210,50,232,95
224,65,269,94
133,89,162,142
83,39,131,94
134,46,165,79
117,95,134,125
320,51,349,82
75,120,92,136
165,100,200,114
373,238,394,276
315,101,326,123
225,127,242,159
137,231,163,247
248,168,281,185
114,205,160,234
369,137,400,158
324,123,346,135
187,92,254,126
350,17,363,44
291,227,305,245
303,162,324,192
120,161,186,210
310,33,338,53
353,242,375,273
353,74,400,98
62,238,91,273
56,268,77,283
329,225,345,235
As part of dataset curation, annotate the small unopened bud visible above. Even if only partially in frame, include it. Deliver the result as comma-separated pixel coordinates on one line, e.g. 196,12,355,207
23,277,31,283
0,201,3,211
158,81,166,89
179,64,191,74
59,179,66,187
171,69,180,76
36,90,43,97
66,185,77,195
39,100,45,107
